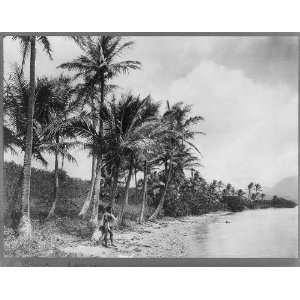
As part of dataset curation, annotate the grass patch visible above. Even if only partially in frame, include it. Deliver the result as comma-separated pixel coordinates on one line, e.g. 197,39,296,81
4,217,91,257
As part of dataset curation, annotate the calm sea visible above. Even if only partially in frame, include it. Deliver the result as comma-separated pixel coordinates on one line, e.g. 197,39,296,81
194,207,298,257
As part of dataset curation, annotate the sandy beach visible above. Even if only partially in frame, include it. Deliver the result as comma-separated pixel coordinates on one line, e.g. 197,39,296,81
52,212,225,258
6,207,297,258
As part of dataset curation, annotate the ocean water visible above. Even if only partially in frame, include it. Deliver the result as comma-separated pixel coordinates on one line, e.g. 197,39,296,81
194,207,298,257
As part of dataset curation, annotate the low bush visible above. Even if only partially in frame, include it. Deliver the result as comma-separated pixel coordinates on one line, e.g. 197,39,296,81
270,197,297,208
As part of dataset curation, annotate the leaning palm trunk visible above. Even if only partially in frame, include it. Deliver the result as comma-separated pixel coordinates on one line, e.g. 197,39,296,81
79,155,97,218
18,37,36,238
118,163,133,224
138,161,147,223
148,162,172,221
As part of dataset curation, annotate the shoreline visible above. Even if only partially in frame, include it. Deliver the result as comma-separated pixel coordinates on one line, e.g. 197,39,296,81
53,211,227,258
5,207,296,258
4,211,227,258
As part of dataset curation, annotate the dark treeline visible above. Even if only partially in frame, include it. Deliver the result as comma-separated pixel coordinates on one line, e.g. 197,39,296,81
4,160,296,230
3,36,296,241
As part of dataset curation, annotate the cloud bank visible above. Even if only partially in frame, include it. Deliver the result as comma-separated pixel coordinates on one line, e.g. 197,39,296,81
4,36,298,189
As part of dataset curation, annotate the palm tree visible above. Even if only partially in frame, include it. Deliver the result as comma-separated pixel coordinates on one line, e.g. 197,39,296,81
225,184,232,196
72,79,118,218
3,126,21,154
237,189,246,198
260,193,266,206
253,183,262,201
230,186,235,196
59,36,141,228
36,75,78,218
221,189,227,197
216,180,223,198
254,183,262,193
171,146,201,202
5,67,51,219
247,182,254,201
46,108,111,239
74,84,100,218
149,101,204,220
3,89,22,154
48,111,102,216
103,94,160,224
12,36,52,237
138,114,173,223
4,68,77,226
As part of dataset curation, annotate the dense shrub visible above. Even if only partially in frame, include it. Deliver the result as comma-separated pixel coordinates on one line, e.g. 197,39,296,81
163,178,226,217
4,161,90,217
221,196,297,211
270,197,297,208
164,191,191,217
221,196,244,212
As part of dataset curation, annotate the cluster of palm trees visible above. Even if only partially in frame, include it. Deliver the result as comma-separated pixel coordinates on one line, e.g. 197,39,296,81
3,35,204,239
247,182,265,202
186,178,266,205
205,180,265,203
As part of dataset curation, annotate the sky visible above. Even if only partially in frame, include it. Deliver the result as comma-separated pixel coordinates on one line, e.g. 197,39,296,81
3,36,298,189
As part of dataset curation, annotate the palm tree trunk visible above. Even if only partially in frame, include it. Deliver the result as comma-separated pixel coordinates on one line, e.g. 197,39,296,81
61,155,65,169
110,166,119,211
89,156,103,242
79,155,97,218
89,76,105,238
149,161,172,221
47,135,60,219
139,161,147,223
90,156,102,229
18,36,36,238
134,167,138,203
79,101,98,217
118,162,133,224
124,164,132,206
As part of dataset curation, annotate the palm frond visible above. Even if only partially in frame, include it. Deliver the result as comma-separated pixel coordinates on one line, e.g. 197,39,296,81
37,36,53,59
12,36,30,71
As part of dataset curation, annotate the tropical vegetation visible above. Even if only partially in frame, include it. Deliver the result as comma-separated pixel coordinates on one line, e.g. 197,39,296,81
3,35,297,246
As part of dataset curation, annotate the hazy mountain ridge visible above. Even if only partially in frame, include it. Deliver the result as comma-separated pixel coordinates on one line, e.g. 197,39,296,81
264,176,298,202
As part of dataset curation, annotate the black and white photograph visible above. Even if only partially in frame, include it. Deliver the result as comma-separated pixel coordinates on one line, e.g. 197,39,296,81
1,34,298,259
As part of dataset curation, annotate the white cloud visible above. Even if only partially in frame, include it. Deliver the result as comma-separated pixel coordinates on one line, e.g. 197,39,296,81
166,60,297,188
3,36,298,189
